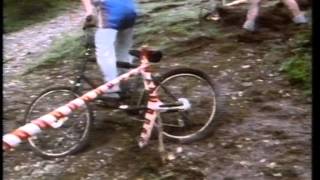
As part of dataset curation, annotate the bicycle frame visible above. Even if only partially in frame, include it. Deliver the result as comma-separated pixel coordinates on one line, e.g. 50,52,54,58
71,48,149,115
72,47,99,92
3,47,191,151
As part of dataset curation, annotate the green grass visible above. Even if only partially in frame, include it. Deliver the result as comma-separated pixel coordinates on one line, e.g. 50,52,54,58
24,31,86,74
4,0,78,33
280,30,312,96
134,0,220,52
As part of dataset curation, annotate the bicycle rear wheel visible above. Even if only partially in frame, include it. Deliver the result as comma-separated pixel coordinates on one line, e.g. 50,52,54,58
24,87,93,158
156,68,223,143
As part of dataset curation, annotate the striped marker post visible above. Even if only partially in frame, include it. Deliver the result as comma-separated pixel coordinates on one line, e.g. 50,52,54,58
138,67,162,148
138,48,163,148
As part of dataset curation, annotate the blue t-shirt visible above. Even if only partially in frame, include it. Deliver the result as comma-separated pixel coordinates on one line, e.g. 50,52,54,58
95,0,137,30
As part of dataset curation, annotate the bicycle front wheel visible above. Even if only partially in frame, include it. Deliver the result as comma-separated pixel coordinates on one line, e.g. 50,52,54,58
24,87,93,158
156,68,222,143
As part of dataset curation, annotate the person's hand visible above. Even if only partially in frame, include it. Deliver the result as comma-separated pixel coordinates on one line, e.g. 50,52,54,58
83,14,97,30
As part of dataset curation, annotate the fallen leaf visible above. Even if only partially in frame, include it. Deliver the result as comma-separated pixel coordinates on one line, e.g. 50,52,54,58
167,153,176,161
241,82,253,87
236,144,243,148
208,143,214,148
266,162,277,169
241,65,251,69
272,173,282,177
274,140,281,145
176,147,183,153
284,93,291,97
69,80,75,84
263,140,270,143
259,159,266,163
240,161,251,166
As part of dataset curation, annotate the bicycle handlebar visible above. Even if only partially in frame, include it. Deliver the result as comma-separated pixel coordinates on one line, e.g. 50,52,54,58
83,15,97,30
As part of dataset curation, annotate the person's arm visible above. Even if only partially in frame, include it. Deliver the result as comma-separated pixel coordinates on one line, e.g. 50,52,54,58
81,0,94,16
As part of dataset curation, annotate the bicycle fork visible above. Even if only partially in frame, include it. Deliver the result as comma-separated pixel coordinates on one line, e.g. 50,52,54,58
138,64,161,148
136,63,168,162
137,54,192,162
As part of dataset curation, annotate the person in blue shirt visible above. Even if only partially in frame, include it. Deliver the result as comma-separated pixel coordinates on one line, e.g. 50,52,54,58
81,0,137,99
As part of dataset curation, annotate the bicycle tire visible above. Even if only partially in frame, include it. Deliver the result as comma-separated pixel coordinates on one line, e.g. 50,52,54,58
156,68,223,143
24,87,93,158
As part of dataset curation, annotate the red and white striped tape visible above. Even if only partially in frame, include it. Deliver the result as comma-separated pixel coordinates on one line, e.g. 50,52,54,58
138,60,163,148
3,65,146,151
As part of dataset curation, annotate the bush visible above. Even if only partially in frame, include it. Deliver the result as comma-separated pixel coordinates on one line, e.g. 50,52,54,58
280,30,311,96
280,54,311,87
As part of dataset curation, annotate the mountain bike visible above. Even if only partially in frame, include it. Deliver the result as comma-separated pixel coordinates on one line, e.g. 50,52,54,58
23,32,223,158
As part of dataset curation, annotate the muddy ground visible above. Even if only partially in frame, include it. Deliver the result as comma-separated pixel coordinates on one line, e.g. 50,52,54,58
3,0,311,179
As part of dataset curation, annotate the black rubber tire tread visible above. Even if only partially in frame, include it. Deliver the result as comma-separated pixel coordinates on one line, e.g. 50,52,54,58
24,86,93,158
156,68,224,143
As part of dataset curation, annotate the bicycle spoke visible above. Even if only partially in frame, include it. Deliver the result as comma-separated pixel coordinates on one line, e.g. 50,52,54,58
25,87,92,158
156,68,220,142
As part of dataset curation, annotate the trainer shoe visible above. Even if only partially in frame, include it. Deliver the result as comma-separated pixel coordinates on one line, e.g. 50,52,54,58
243,20,256,32
293,14,308,24
98,84,121,101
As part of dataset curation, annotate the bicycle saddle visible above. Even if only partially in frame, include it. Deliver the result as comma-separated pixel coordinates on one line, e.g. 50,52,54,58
129,49,163,63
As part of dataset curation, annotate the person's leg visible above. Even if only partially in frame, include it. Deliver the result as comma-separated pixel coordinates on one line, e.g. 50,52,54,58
115,27,134,64
114,27,135,93
95,28,121,94
281,0,307,23
243,0,262,31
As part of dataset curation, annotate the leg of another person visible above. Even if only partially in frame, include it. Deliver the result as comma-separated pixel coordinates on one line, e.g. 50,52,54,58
243,0,262,31
281,0,307,23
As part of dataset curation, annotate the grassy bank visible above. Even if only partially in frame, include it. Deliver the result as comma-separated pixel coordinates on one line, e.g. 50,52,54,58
4,0,78,33
24,31,86,74
280,29,312,96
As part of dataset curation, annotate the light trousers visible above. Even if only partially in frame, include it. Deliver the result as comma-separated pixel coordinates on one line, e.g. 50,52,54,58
95,27,134,91
246,0,303,22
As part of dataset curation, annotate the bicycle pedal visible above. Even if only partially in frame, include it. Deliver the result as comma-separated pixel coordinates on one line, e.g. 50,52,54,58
119,105,146,115
95,99,120,108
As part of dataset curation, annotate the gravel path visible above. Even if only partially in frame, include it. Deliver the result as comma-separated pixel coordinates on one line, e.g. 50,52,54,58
3,7,83,77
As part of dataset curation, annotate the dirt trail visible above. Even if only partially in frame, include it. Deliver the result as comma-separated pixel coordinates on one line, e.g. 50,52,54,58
3,1,311,180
